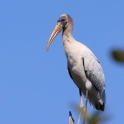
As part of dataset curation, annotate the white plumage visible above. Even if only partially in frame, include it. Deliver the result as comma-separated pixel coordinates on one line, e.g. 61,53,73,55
47,14,106,111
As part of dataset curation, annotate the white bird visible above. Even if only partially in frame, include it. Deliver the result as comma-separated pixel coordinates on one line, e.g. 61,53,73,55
46,14,106,113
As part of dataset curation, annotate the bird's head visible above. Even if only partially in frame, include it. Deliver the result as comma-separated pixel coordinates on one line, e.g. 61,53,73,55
46,14,73,50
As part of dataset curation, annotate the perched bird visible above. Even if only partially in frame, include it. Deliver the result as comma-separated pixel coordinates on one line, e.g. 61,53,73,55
46,14,106,112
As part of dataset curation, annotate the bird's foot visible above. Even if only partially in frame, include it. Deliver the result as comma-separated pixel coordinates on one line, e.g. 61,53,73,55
83,106,87,112
80,102,87,112
80,102,84,109
78,103,84,124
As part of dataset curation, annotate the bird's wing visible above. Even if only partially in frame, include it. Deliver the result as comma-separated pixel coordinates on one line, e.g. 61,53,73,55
82,50,105,96
67,66,73,80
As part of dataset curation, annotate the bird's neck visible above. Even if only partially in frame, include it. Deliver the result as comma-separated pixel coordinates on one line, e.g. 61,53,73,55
62,25,74,46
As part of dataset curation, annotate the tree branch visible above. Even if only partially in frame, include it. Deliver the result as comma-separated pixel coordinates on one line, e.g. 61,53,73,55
69,111,74,124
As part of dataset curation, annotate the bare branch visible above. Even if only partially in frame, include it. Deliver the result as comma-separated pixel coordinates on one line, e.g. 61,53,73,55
69,111,74,124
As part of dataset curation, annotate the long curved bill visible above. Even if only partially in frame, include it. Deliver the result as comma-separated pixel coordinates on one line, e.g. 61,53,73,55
46,23,62,51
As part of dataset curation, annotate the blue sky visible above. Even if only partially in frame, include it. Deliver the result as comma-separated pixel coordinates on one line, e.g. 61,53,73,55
0,0,124,124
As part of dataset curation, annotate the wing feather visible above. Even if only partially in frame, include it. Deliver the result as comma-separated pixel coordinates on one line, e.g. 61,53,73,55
82,51,105,97
68,67,73,80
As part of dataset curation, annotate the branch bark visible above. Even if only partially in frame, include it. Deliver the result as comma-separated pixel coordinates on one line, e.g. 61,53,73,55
69,111,74,124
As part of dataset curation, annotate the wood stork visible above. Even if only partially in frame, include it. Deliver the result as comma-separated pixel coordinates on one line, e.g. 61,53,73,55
46,14,106,114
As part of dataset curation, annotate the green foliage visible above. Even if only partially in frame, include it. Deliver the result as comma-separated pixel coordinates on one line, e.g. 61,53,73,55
111,49,124,63
70,103,111,124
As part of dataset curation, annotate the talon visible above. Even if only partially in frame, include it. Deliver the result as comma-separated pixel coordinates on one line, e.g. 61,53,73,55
83,107,87,112
80,103,84,109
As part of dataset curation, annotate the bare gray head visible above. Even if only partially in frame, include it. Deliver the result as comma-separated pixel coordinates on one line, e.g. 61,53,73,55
46,14,73,50
58,14,73,30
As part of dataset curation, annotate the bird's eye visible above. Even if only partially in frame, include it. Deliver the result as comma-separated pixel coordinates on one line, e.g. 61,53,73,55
61,19,65,22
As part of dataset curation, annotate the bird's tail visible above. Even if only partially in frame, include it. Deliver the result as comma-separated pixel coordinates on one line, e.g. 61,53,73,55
96,89,106,111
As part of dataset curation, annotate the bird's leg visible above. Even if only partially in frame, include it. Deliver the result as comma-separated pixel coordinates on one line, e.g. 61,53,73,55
83,90,88,124
78,89,84,124
79,89,84,109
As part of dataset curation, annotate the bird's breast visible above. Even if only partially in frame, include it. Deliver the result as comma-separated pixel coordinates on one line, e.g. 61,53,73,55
67,54,87,90
64,41,88,88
